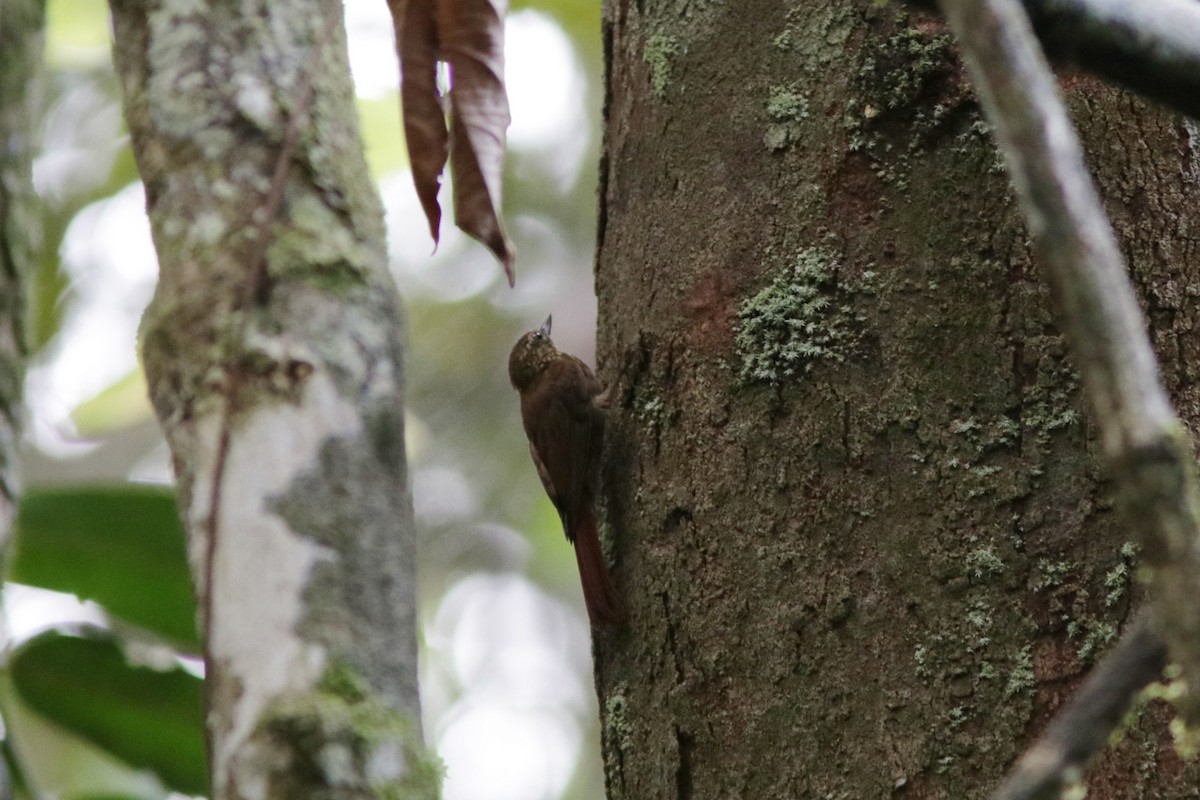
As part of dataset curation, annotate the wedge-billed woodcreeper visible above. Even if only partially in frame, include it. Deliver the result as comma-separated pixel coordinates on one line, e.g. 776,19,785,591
508,315,623,626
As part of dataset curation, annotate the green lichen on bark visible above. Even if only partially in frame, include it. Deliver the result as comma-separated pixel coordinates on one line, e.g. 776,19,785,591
764,83,810,151
643,33,679,99
596,0,1200,795
1067,619,1118,665
601,683,631,794
263,662,443,799
860,26,956,112
965,546,1005,580
1004,645,1034,698
846,19,969,189
267,195,377,291
735,246,858,385
1104,554,1133,609
119,0,389,427
772,5,854,63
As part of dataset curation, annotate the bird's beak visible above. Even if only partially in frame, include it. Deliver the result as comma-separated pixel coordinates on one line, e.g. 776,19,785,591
538,315,552,338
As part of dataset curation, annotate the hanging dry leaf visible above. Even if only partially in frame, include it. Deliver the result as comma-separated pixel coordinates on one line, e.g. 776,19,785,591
442,0,514,286
390,0,447,244
388,0,516,286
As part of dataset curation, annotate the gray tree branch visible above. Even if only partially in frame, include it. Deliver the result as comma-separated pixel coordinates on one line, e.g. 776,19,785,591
106,0,437,796
938,0,1200,746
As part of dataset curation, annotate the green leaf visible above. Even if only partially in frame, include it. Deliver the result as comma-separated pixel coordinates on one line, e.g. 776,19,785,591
10,629,207,796
10,486,200,651
0,736,31,799
0,670,170,800
70,368,153,436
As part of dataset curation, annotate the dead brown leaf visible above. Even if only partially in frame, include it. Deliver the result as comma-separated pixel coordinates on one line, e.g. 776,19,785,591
391,0,447,244
388,0,516,286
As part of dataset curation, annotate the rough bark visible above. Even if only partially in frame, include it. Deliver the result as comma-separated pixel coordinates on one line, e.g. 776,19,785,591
942,0,1200,767
0,0,42,553
594,1,1200,797
0,2,43,793
106,1,436,797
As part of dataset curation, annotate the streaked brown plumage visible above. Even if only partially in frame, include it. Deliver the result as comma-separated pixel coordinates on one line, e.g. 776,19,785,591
508,315,623,626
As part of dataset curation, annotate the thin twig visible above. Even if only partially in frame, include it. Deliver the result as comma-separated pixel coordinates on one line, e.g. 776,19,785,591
938,0,1200,726
992,612,1168,800
202,411,231,782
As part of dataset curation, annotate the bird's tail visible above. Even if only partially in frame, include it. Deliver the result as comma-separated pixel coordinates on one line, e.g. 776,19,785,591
574,508,625,626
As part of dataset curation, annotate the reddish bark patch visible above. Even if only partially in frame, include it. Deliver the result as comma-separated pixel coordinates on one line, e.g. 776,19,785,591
912,16,950,36
1058,69,1106,94
1033,636,1082,684
1087,701,1183,796
684,270,738,352
827,151,884,230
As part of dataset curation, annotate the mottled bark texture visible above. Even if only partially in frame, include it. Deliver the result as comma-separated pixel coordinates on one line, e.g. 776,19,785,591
0,0,42,555
595,1,1200,797
0,9,43,794
107,1,434,797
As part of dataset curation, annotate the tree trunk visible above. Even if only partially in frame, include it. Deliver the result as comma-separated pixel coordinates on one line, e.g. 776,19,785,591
106,0,436,796
595,1,1200,797
0,0,41,554
0,3,43,792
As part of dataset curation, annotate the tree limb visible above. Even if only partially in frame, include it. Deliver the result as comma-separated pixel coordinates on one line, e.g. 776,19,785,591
937,0,1200,728
910,0,1200,120
992,612,1168,800
1020,0,1200,121
108,0,436,795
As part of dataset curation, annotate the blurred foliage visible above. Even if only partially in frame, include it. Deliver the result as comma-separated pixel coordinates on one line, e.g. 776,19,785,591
7,0,607,797
44,0,111,63
11,630,206,795
70,368,152,436
11,486,199,651
32,79,137,351
3,484,201,796
358,91,409,176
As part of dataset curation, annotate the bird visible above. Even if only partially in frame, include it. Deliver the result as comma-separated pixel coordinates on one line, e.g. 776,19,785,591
508,315,624,626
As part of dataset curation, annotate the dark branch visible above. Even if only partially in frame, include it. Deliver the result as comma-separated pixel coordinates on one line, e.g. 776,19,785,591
1022,0,1200,120
992,613,1168,800
909,0,1200,120
249,10,342,305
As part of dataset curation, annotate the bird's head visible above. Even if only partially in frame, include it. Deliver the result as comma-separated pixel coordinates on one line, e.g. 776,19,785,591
508,315,559,391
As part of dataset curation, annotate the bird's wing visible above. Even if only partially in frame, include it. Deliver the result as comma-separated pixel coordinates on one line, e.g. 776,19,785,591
524,358,603,542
